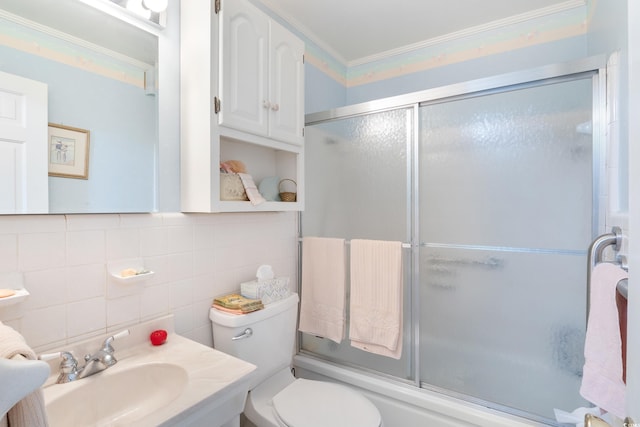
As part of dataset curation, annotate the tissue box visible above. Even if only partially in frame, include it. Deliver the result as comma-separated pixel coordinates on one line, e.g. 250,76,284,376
241,277,290,304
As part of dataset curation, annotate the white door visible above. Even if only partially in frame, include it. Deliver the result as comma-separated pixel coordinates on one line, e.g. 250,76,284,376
0,71,48,214
220,0,269,136
269,19,304,145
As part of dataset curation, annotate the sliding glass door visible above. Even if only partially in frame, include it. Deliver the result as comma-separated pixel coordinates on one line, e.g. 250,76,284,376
301,62,604,422
418,77,595,419
301,108,414,379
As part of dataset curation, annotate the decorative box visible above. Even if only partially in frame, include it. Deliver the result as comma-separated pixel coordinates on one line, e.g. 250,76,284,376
240,277,290,305
220,173,248,201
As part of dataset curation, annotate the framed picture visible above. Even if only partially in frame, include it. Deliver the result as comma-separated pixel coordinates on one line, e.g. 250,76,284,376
48,123,90,179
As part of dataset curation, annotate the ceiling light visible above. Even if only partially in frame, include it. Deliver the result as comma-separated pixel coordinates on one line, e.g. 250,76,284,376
126,0,151,19
142,0,168,13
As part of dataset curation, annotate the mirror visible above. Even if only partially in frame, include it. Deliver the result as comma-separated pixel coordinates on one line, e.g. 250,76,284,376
0,0,159,213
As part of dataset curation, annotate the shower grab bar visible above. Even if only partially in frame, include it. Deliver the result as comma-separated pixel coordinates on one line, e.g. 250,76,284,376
425,255,503,269
588,226,622,270
587,226,627,320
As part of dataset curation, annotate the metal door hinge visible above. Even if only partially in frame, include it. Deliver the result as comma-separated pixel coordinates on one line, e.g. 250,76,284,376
215,0,221,14
214,96,221,114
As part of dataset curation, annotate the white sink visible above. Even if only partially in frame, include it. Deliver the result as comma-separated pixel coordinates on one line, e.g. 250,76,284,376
41,316,256,427
46,363,187,426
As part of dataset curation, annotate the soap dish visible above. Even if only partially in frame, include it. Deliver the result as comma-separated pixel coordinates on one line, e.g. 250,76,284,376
110,270,155,283
108,258,154,283
0,288,30,307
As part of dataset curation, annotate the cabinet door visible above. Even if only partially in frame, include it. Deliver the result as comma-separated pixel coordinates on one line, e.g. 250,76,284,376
269,20,305,145
220,0,269,136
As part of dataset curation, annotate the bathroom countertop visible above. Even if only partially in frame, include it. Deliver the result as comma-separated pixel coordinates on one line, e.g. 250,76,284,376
42,316,256,427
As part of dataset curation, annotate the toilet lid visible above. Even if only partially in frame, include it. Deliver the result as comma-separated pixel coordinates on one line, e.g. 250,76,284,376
272,379,381,427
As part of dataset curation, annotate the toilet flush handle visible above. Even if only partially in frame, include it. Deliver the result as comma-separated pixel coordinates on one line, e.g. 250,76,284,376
232,328,253,341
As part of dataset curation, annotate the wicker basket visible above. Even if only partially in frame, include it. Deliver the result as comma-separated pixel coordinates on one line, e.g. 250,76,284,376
278,179,297,202
220,173,248,201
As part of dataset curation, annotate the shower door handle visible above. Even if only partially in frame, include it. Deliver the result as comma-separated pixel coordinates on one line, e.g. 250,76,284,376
232,328,253,341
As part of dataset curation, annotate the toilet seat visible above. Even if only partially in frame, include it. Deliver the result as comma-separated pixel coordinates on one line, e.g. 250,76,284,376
272,378,381,427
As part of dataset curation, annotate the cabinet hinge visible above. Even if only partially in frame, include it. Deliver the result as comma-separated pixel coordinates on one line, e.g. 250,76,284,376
214,96,221,114
302,54,305,64
215,0,221,14
302,127,305,137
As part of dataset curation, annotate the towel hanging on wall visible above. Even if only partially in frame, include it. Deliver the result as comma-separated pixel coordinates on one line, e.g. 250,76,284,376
349,239,403,359
0,321,50,426
580,262,628,418
298,237,347,344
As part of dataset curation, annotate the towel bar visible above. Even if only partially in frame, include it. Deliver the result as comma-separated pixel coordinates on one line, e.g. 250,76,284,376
298,238,411,249
587,227,626,321
344,240,411,249
588,226,622,270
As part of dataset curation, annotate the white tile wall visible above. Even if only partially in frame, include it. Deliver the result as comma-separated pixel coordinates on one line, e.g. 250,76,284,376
0,212,298,354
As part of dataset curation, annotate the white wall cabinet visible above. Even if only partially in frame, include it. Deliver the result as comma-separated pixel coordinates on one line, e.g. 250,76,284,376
219,0,304,146
180,0,304,213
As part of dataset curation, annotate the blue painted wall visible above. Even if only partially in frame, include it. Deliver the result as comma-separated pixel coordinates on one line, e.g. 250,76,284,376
0,46,157,213
302,5,589,113
304,63,347,115
345,36,587,105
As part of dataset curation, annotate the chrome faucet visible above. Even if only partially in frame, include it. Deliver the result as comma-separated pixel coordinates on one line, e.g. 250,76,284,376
51,351,79,384
78,333,121,379
41,329,130,384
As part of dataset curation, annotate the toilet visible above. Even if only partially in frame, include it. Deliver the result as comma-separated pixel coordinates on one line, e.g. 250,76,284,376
209,293,382,427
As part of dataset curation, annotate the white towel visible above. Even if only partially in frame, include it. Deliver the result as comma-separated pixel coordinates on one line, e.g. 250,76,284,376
580,262,628,418
0,321,49,427
237,173,266,205
298,237,346,343
349,239,403,359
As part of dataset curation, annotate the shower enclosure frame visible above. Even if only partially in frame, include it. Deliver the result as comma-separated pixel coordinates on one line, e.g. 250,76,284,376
299,55,608,424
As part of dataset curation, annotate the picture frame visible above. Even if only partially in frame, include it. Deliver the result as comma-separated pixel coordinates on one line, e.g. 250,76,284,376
48,123,90,179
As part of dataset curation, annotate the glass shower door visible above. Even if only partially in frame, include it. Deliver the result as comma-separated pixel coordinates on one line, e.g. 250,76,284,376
300,108,413,379
418,77,595,420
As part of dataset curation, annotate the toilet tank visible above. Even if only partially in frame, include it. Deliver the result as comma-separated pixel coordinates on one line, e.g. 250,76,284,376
209,293,299,389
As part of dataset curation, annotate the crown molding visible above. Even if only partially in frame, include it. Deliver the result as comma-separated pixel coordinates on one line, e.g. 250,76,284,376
349,0,586,67
257,0,350,64
260,0,586,68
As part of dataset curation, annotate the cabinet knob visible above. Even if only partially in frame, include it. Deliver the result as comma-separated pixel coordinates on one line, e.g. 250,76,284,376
270,103,280,111
262,100,271,109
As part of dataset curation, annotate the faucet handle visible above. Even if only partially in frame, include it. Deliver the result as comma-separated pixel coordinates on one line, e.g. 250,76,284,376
101,329,130,354
58,352,78,371
39,351,79,383
112,329,130,340
96,329,129,368
39,351,77,368
38,352,62,362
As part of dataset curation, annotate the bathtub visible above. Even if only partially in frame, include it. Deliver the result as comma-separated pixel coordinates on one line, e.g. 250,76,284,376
293,354,549,427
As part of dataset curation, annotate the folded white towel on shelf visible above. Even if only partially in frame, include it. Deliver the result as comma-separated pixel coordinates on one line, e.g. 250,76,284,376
237,173,266,205
580,262,628,418
298,237,346,344
349,239,403,359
